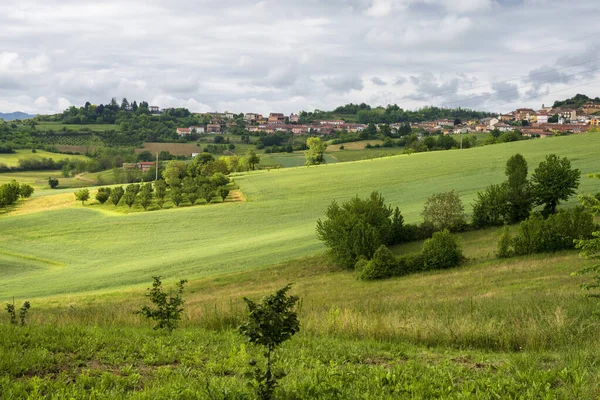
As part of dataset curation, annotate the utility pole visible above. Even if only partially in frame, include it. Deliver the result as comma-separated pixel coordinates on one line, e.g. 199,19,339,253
155,152,159,181
460,132,463,149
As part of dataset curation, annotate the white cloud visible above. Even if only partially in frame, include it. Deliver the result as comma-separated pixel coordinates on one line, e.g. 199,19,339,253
0,0,599,115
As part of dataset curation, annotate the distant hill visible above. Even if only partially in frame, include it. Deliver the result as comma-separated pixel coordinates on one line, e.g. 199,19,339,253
552,94,600,109
0,112,36,121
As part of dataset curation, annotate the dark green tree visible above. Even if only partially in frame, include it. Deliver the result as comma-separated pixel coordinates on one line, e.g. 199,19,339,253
74,189,90,205
110,186,124,206
531,154,580,216
505,154,533,222
95,187,111,204
48,177,59,189
135,276,187,332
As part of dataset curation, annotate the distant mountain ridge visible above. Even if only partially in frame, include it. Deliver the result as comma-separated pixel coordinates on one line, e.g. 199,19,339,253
0,111,36,121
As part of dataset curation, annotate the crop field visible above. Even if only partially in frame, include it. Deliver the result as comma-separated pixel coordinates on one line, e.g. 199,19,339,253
1,133,600,300
259,152,339,168
325,139,384,151
0,149,90,167
137,142,203,156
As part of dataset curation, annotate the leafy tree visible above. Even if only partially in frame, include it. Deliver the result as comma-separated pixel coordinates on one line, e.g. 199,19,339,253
139,183,153,210
137,150,154,162
171,186,184,207
48,177,59,189
305,137,326,166
74,189,90,205
422,190,466,232
182,177,200,205
217,186,230,202
379,124,392,137
110,186,124,206
95,187,111,204
531,154,580,216
162,161,186,187
471,184,509,228
239,284,300,400
316,192,400,268
200,184,214,203
246,150,260,171
210,172,230,187
18,183,34,199
154,180,167,208
505,154,533,222
135,276,187,332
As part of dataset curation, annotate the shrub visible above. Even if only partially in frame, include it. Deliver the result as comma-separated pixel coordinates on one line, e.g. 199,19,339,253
5,300,30,326
135,276,187,332
48,177,59,189
74,189,90,205
110,186,124,206
422,190,466,232
510,208,595,256
239,284,300,400
497,226,513,258
422,230,463,270
356,245,397,280
316,192,401,269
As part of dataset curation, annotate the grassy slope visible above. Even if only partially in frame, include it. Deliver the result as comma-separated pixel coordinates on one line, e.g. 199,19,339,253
0,149,90,167
1,134,600,299
1,228,600,397
35,122,117,132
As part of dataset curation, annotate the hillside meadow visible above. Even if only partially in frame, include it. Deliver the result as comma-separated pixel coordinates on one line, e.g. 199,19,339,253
1,226,600,398
1,133,600,300
0,149,90,168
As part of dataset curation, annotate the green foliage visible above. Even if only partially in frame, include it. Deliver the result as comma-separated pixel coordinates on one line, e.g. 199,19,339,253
305,137,325,166
573,231,600,298
316,192,397,269
0,180,34,208
95,187,111,204
239,284,300,400
110,186,124,206
217,186,230,202
135,276,187,332
74,189,90,205
497,226,513,258
246,150,260,171
48,177,59,189
505,154,533,222
422,229,464,270
422,190,466,232
356,245,397,280
471,184,509,228
200,184,214,203
531,154,580,216
154,180,167,208
170,186,183,207
5,300,30,326
505,208,596,256
139,183,153,211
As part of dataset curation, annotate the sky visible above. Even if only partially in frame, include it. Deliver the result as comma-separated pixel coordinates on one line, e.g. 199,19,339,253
1,0,599,115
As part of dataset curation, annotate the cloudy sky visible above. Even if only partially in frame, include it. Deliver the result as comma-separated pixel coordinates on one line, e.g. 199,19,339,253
1,0,599,115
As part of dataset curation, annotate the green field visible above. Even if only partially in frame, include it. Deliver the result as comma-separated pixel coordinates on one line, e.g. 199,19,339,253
1,134,600,299
35,122,118,133
0,149,90,168
3,133,600,397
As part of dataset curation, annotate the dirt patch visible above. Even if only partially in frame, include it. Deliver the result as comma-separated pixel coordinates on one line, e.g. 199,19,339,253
9,192,78,216
137,143,201,156
327,140,383,152
55,145,97,154
226,189,246,203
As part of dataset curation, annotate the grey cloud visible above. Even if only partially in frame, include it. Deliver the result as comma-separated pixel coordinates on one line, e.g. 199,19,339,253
323,76,364,93
0,0,599,114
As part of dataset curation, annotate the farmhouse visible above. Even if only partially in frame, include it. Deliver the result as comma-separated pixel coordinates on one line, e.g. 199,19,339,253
206,124,221,133
176,128,191,136
189,126,205,134
268,113,286,124
122,162,155,172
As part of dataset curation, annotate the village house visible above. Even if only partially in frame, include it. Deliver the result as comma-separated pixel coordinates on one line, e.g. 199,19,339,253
499,113,514,122
244,113,258,123
435,119,454,127
475,124,487,132
557,109,578,122
206,124,221,133
176,128,191,136
318,120,345,125
515,108,536,121
189,126,205,134
268,113,286,124
535,112,550,124
289,113,299,123
494,122,512,132
122,162,156,173
582,103,600,115
590,117,600,127
224,111,235,120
